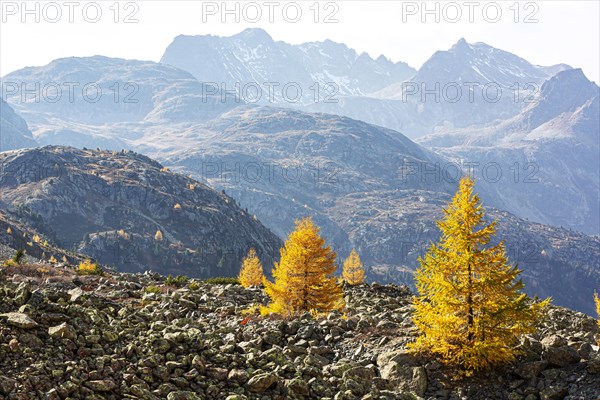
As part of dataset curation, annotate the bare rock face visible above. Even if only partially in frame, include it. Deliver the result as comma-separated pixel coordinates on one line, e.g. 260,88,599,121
0,146,281,278
0,313,38,329
378,350,427,397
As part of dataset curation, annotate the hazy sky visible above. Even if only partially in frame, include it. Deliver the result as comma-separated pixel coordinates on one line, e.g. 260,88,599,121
1,0,599,82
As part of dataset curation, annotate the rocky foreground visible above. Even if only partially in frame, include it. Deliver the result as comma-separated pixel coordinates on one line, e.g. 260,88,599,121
0,265,598,400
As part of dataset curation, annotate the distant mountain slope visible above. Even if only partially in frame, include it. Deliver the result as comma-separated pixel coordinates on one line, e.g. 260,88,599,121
159,104,455,244
418,68,600,235
160,28,416,103
0,99,37,151
1,56,240,149
0,146,281,277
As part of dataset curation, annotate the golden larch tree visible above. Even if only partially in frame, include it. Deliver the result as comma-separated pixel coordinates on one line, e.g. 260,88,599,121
595,292,600,337
239,248,264,288
154,230,164,241
409,176,549,371
263,217,344,315
342,249,365,285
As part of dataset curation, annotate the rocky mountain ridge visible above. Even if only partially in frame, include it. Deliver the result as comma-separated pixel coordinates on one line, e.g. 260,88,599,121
0,146,281,278
291,37,570,138
160,28,416,104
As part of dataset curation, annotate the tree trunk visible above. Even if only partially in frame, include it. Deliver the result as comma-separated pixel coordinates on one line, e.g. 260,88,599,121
302,267,308,310
467,249,474,342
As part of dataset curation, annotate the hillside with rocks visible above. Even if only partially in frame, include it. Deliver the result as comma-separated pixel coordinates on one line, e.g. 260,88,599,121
0,146,281,278
0,210,85,268
0,264,598,400
327,189,600,315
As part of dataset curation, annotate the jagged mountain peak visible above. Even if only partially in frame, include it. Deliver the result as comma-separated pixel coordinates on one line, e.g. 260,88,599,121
450,37,472,51
414,39,567,87
375,54,391,64
233,27,274,45
540,68,596,98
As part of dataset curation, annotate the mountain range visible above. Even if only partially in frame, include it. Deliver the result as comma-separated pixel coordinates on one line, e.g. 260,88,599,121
158,30,599,235
161,31,572,138
4,30,597,234
0,30,598,314
160,28,416,104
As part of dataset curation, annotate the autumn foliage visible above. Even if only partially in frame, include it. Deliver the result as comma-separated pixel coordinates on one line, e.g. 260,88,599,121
77,259,103,276
342,249,365,285
409,176,548,371
595,292,600,335
263,218,344,316
239,248,264,288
